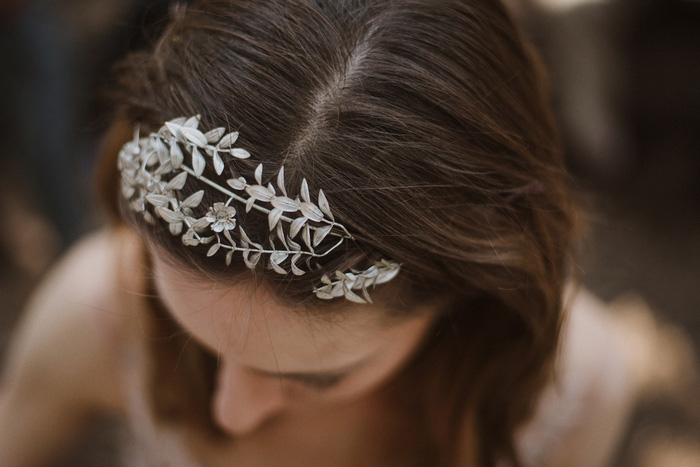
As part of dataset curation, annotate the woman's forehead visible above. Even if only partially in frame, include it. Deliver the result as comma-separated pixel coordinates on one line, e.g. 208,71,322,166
150,250,431,373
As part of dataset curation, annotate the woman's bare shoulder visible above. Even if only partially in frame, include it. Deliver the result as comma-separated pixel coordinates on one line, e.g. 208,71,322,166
2,227,144,412
0,228,145,466
517,287,698,467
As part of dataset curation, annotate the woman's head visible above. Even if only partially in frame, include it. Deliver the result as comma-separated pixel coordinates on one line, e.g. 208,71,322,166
100,0,577,464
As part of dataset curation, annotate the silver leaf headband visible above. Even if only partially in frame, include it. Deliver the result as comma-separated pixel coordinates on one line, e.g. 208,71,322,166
118,115,400,303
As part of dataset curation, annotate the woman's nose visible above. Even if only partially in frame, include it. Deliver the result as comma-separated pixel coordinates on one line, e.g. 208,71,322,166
212,361,286,436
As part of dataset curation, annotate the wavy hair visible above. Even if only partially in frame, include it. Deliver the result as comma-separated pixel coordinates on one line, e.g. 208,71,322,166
97,1,578,465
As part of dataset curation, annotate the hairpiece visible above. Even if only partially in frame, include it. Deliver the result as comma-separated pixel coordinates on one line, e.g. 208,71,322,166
118,115,400,303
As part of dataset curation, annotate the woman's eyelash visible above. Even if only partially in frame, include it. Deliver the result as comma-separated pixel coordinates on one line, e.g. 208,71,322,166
279,373,346,390
300,374,344,389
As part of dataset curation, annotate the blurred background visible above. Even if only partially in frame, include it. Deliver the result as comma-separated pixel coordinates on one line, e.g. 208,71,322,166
0,0,698,465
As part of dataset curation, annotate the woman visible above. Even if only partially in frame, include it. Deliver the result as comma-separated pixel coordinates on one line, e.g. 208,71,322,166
0,1,671,466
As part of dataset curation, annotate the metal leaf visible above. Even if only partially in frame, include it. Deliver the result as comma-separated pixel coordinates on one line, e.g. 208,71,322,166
165,122,184,142
218,132,239,148
165,171,188,191
145,194,171,207
132,198,145,213
191,217,210,231
361,275,377,289
300,178,310,203
270,196,299,212
300,202,324,222
183,115,200,128
287,237,302,251
270,260,288,275
243,250,262,269
268,208,283,230
353,275,368,290
277,166,287,196
226,177,247,191
121,172,136,188
182,230,200,246
312,224,333,247
342,284,367,304
315,290,335,300
205,127,225,143
317,189,334,221
231,148,250,159
239,226,253,245
290,253,304,276
276,223,288,248
192,147,206,176
242,249,252,268
169,222,183,236
122,185,135,199
302,224,312,250
290,216,307,239
360,267,379,279
157,207,184,223
330,281,345,297
376,262,401,284
225,249,234,266
223,228,235,246
207,243,221,257
180,190,204,209
170,117,187,126
335,270,349,281
254,163,263,185
270,250,288,265
155,139,169,164
245,196,255,213
180,126,207,147
246,184,274,202
144,148,159,167
169,141,184,169
154,160,173,176
361,287,373,304
213,152,225,175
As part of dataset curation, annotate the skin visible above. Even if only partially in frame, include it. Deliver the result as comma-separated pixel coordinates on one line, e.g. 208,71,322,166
0,231,125,467
151,250,439,436
0,229,661,466
0,229,447,467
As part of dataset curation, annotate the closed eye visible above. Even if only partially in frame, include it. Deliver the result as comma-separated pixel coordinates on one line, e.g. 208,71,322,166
251,368,349,390
293,373,345,389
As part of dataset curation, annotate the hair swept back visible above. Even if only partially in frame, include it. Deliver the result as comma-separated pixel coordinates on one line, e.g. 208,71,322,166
97,1,579,465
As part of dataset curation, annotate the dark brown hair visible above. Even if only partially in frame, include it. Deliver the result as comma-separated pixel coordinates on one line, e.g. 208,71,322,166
98,1,578,465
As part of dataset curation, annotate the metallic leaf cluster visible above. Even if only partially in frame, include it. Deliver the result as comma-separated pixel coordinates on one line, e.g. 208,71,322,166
118,116,400,303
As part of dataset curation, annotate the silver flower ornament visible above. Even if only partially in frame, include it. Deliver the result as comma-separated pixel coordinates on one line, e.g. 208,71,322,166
205,203,237,232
